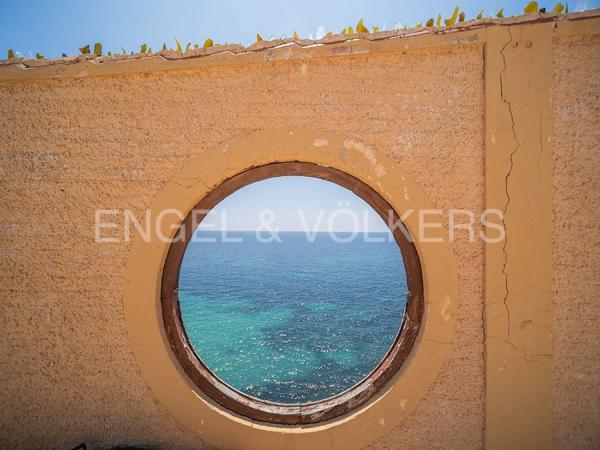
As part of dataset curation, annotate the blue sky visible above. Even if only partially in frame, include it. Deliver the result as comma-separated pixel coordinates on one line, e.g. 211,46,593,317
1,0,598,59
200,177,390,232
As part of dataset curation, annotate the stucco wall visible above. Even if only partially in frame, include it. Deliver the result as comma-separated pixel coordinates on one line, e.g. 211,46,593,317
0,44,485,450
0,13,598,450
552,34,600,449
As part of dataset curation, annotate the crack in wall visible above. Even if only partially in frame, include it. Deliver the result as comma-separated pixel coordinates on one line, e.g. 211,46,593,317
499,27,517,337
537,116,544,172
490,335,551,365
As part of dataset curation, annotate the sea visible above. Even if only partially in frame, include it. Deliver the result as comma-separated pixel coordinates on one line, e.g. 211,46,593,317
178,231,407,404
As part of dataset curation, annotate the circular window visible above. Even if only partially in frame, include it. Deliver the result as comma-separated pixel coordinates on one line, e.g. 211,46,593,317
161,162,423,425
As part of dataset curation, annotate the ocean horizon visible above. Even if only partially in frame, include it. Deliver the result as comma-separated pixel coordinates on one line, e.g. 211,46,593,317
190,229,397,237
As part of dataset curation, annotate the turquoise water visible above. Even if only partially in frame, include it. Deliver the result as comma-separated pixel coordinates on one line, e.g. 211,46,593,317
178,231,407,404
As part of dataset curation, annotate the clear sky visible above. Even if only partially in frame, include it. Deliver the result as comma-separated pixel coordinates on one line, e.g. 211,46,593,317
199,176,390,232
1,0,598,59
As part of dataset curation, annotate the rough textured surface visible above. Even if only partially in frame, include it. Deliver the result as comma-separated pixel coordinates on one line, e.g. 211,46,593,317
552,34,600,449
0,44,485,449
1,15,599,450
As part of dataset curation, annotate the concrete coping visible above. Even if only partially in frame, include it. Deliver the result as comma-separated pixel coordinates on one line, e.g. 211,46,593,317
0,9,598,82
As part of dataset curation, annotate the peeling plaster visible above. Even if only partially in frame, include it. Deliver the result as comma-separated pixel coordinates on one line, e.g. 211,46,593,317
313,138,328,147
343,139,386,177
441,295,453,322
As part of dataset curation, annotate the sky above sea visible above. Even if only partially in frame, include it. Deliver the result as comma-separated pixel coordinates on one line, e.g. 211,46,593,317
199,176,391,233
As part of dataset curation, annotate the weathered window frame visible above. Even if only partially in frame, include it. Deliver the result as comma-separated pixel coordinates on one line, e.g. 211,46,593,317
160,161,424,425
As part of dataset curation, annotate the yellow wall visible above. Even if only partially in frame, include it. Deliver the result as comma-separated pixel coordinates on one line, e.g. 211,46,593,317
0,12,598,450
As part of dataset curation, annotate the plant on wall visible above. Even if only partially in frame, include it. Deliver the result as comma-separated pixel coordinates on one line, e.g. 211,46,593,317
4,2,569,61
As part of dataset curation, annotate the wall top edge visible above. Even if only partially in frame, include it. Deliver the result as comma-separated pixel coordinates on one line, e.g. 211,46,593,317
0,10,598,82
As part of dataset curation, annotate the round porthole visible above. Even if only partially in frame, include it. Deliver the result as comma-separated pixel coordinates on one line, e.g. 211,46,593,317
160,161,424,425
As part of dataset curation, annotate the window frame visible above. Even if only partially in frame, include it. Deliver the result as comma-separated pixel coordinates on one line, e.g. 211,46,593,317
160,161,424,425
